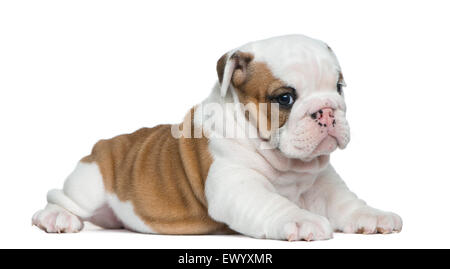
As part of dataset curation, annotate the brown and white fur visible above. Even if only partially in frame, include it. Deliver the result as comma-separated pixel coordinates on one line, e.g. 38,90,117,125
32,35,402,241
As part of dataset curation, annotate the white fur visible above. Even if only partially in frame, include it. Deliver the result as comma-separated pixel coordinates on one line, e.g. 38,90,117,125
203,35,402,241
33,161,156,233
47,162,105,218
32,162,112,232
32,35,402,240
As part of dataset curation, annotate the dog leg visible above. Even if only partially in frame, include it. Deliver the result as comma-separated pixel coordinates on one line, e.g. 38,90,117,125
205,162,333,241
32,161,122,233
302,165,402,234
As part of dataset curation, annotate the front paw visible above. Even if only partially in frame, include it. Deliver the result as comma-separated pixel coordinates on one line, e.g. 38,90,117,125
282,214,333,241
340,206,402,234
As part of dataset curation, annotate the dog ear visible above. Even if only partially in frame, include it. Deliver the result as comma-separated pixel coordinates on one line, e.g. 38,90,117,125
216,50,253,97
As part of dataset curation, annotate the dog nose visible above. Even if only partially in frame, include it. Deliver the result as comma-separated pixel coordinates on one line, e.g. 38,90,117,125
310,108,335,127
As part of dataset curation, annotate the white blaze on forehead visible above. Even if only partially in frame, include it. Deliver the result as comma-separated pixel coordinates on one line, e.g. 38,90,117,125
236,35,342,97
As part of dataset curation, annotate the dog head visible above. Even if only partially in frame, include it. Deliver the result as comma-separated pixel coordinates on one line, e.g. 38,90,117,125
216,35,350,161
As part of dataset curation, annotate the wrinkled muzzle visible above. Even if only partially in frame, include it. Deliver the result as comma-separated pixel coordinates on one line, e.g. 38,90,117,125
277,95,350,160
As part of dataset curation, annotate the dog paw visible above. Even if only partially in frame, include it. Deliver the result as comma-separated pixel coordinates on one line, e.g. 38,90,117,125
32,204,83,233
340,206,402,234
283,215,333,241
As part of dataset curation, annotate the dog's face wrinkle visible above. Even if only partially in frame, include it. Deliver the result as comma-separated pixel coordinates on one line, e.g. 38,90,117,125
223,38,350,160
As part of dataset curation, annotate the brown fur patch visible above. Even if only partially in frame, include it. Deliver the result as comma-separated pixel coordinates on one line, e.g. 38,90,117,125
338,71,344,83
216,51,254,86
232,59,292,135
80,109,231,235
216,53,227,84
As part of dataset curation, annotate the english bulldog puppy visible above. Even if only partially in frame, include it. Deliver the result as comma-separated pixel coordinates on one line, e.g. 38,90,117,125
32,35,402,241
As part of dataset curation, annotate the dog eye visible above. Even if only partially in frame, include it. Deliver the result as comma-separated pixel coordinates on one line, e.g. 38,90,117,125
337,83,343,95
276,93,295,108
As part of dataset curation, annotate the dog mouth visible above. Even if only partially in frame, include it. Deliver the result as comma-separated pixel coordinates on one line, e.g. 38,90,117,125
276,112,350,160
288,134,338,160
310,135,338,156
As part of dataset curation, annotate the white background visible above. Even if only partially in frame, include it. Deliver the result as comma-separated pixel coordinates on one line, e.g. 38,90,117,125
1,0,449,249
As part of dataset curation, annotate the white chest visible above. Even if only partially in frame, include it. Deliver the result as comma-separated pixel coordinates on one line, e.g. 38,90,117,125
270,171,318,204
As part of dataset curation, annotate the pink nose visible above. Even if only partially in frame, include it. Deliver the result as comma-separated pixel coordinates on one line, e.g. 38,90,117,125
311,108,335,128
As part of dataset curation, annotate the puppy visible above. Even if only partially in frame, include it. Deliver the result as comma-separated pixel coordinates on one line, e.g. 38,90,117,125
32,35,402,241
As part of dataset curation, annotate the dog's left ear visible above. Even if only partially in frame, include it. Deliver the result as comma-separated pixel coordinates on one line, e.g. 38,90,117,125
216,50,254,97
